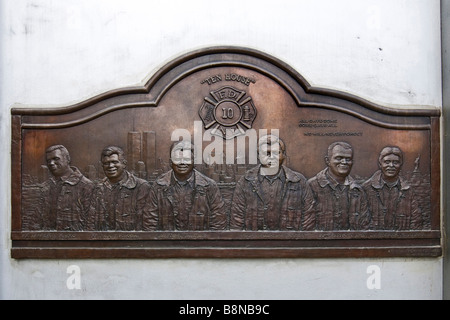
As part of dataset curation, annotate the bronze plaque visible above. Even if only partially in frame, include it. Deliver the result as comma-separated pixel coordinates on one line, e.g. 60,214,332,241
11,47,442,258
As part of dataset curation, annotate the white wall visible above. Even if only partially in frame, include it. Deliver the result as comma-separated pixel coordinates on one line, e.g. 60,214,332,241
0,0,443,300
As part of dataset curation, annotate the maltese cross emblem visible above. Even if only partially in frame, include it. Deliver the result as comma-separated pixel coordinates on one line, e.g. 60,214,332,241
198,86,257,139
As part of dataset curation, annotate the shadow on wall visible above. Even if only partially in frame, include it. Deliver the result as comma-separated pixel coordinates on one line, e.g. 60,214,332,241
0,0,5,301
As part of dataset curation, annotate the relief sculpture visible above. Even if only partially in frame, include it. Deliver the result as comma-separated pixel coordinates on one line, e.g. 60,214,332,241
230,135,315,231
143,141,227,231
23,145,95,231
21,140,430,233
308,142,370,231
363,147,423,230
12,47,441,258
88,146,151,231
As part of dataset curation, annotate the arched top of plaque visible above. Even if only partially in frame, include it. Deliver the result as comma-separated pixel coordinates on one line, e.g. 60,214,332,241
13,46,440,130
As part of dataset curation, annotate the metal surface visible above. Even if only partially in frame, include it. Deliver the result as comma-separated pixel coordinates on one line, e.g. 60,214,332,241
10,47,442,258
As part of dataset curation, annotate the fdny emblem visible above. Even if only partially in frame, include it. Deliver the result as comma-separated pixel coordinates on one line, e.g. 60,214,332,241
199,86,257,139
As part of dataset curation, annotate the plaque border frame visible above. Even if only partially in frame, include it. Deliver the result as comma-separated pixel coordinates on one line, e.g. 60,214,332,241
11,46,442,259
